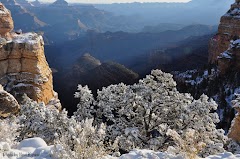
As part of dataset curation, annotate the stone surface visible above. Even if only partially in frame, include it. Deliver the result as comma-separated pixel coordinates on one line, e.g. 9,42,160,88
217,39,240,74
209,0,240,64
0,84,20,117
0,3,13,38
228,113,240,142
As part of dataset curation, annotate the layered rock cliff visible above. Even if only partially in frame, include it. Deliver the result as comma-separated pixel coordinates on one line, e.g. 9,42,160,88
209,0,240,64
0,3,60,110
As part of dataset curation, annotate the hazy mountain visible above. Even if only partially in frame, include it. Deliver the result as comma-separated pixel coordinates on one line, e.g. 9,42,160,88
45,24,217,70
95,0,234,25
141,23,185,33
7,0,228,44
155,34,212,72
1,0,46,31
31,0,41,7
72,53,101,74
15,0,33,8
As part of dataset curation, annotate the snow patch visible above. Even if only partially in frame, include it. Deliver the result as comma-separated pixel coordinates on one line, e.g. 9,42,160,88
0,6,9,15
11,33,43,45
218,51,232,59
0,138,53,159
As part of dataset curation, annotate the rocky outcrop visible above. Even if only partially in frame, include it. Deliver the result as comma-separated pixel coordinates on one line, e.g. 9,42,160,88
217,39,240,74
0,3,13,39
0,84,20,117
228,96,240,142
0,3,60,109
0,32,55,104
209,0,240,64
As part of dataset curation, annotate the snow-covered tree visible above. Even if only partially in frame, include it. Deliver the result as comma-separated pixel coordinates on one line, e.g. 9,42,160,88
73,85,95,121
74,70,227,157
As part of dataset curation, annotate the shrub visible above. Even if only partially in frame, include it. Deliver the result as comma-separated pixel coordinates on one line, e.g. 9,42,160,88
17,96,107,159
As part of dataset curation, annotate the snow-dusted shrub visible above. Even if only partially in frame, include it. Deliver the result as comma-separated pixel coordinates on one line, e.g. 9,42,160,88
52,119,107,159
18,96,107,159
166,129,206,159
74,70,227,157
0,117,19,147
17,96,68,144
227,139,240,154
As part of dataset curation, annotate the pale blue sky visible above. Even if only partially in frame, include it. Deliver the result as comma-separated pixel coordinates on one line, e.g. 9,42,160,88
33,0,191,4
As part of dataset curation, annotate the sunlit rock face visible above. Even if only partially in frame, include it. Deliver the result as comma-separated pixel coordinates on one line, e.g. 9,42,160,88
229,113,240,142
0,3,61,109
0,3,13,39
0,33,55,104
209,0,240,64
228,96,240,142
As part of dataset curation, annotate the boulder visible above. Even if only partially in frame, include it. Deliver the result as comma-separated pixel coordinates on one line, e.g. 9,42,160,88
228,96,240,142
0,84,20,117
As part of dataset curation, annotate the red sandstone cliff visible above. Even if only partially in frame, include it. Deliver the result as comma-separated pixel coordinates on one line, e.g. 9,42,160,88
209,0,240,64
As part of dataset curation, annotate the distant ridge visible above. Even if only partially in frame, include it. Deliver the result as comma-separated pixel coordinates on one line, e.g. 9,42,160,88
1,0,46,30
51,0,68,7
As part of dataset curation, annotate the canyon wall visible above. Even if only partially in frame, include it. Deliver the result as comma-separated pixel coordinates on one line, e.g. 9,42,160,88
210,0,240,142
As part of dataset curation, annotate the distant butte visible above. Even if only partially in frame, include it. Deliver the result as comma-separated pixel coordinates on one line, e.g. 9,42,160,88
51,0,68,7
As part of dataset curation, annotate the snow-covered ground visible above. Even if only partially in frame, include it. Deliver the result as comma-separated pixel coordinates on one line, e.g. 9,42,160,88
115,150,240,159
1,137,240,159
0,138,53,159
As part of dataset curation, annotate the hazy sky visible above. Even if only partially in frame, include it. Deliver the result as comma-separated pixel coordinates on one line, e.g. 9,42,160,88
34,0,191,4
